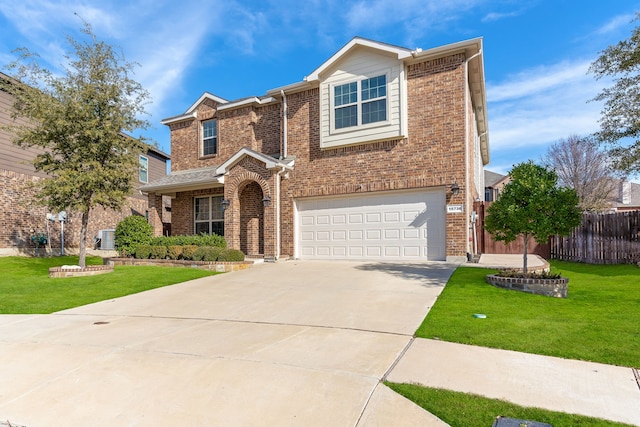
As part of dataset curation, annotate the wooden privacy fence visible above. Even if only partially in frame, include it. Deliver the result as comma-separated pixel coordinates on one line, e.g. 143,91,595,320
473,201,550,258
474,202,640,264
550,211,640,264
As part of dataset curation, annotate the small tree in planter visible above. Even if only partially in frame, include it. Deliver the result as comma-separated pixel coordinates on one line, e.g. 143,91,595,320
484,161,581,276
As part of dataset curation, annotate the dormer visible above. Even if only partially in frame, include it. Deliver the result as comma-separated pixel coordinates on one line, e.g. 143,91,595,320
306,38,412,150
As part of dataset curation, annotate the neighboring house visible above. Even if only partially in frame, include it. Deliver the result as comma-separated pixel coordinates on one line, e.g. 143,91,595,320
484,170,509,202
610,179,640,212
0,72,171,255
142,37,490,262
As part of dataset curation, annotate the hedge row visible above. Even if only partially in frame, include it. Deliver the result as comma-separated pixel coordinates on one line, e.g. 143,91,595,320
134,245,245,262
149,234,226,248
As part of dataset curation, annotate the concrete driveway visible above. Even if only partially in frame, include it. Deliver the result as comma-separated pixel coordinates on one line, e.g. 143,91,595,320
0,260,455,426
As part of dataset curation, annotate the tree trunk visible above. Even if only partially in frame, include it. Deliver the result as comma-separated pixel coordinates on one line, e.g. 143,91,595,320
522,234,529,277
78,210,89,268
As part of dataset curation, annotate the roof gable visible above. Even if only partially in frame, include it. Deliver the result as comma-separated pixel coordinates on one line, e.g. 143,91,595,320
305,37,412,82
215,147,294,175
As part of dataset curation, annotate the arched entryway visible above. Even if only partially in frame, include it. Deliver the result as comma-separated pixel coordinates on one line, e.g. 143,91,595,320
239,181,265,256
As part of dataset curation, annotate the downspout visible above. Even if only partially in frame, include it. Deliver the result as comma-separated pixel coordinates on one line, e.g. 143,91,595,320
276,89,288,260
465,49,482,258
275,166,286,260
281,90,288,159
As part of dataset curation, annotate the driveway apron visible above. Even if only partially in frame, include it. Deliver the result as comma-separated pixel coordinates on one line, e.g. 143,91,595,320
0,260,455,426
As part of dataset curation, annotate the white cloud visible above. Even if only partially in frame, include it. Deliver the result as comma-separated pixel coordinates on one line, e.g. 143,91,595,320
487,59,609,152
593,13,636,35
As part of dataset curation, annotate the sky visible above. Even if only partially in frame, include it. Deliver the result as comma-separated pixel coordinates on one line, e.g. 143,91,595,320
1,0,639,179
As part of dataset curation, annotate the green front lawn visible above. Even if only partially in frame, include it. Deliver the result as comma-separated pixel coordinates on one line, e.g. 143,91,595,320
386,383,635,427
0,256,219,314
416,260,640,368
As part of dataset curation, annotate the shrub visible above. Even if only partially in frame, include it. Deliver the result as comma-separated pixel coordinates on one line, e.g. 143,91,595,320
134,245,152,259
193,246,223,261
218,249,245,262
149,245,168,259
181,245,197,260
115,215,153,257
167,245,183,260
195,233,227,248
149,233,227,248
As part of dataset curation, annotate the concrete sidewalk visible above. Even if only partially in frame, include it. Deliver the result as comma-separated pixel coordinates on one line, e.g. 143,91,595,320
387,338,640,426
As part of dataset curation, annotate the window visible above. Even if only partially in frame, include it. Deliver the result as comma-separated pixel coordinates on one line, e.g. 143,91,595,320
202,119,217,156
334,75,386,130
194,196,224,236
139,155,148,183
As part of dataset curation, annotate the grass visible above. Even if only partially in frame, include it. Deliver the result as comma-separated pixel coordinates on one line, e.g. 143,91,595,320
0,256,219,314
385,383,636,427
415,260,640,367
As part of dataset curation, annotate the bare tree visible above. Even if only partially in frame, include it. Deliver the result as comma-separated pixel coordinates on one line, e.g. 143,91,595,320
542,135,618,212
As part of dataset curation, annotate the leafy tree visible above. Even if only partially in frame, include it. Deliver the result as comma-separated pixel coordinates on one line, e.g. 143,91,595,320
0,21,150,267
542,134,618,212
484,161,581,275
589,13,640,174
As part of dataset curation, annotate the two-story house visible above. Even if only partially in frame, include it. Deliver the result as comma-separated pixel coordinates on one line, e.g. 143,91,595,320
0,72,171,255
142,37,490,262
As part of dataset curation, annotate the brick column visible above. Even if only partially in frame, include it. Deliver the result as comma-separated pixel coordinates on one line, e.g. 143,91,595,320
147,193,164,237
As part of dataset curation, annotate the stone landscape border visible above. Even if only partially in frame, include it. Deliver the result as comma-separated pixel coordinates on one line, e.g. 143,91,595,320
49,264,114,278
486,274,568,298
104,257,254,273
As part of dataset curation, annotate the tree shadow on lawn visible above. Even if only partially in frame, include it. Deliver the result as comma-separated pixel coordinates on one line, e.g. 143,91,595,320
355,262,456,287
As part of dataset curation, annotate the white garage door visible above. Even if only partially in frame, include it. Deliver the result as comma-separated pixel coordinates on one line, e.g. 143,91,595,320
296,189,446,261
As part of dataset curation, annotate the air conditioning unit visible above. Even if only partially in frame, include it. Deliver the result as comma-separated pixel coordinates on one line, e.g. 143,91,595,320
99,229,116,250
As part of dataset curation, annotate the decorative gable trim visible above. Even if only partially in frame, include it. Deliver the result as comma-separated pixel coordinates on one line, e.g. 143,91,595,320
306,37,413,82
161,92,228,125
215,147,294,175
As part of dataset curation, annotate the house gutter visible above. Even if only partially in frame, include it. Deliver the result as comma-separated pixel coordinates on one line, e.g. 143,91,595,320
465,49,482,257
280,90,288,159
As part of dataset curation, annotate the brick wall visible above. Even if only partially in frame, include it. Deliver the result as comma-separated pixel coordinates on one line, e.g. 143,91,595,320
1,168,151,253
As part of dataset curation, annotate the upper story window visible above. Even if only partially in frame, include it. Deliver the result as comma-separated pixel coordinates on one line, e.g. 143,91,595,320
334,75,387,130
202,119,217,156
139,155,148,183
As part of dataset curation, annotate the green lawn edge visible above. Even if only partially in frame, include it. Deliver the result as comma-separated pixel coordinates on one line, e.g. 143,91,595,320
385,382,635,427
0,256,219,314
415,260,640,368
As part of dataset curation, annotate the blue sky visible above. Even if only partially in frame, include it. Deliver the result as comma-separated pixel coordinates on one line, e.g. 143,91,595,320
1,0,638,178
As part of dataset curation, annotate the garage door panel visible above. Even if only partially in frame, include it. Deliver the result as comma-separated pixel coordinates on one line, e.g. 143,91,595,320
332,247,347,256
384,212,400,223
384,229,400,239
332,214,346,225
332,230,346,240
366,213,381,223
366,229,381,240
366,246,382,257
297,189,445,260
301,215,315,226
349,230,363,240
348,214,363,224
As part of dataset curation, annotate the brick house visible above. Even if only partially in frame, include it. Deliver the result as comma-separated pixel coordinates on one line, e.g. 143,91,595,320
0,72,171,255
142,37,490,262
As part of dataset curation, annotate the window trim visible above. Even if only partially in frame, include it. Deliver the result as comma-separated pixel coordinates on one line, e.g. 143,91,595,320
330,73,389,134
194,195,224,236
201,119,218,157
138,155,148,183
